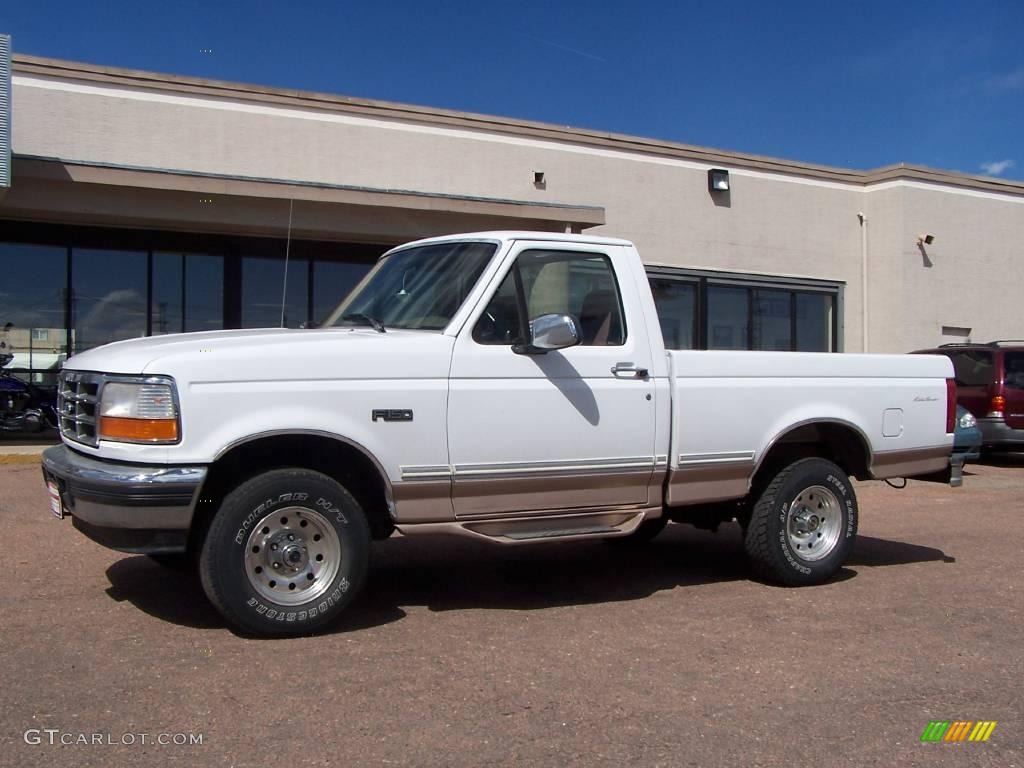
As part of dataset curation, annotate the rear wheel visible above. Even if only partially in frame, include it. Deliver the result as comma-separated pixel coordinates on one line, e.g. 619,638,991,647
199,468,370,637
744,458,857,585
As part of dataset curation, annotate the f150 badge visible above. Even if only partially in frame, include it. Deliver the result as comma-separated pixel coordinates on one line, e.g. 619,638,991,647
372,409,414,422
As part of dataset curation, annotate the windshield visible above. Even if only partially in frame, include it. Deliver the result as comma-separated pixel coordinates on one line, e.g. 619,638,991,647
322,241,497,331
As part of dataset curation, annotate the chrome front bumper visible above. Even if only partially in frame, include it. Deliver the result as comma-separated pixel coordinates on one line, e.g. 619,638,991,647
42,445,207,554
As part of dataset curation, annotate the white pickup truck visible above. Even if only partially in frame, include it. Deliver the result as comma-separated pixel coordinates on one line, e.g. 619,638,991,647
43,231,957,636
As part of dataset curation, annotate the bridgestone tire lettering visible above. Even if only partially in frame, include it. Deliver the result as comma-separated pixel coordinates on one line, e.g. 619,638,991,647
200,469,370,637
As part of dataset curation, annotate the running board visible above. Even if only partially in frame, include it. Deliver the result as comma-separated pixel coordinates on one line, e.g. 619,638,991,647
502,525,621,540
396,508,656,545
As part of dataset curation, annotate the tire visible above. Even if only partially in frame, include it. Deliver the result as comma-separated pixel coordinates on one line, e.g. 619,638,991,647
199,468,370,637
604,514,669,545
744,457,857,586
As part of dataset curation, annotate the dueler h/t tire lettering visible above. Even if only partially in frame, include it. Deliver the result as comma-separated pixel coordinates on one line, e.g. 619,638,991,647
199,468,370,636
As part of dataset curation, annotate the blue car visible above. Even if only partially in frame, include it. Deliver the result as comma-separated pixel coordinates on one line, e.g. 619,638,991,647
953,405,982,464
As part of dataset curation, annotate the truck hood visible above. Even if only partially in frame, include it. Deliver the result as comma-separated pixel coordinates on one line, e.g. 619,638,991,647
63,327,455,381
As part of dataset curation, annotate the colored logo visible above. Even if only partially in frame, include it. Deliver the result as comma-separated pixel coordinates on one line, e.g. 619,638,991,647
920,721,996,742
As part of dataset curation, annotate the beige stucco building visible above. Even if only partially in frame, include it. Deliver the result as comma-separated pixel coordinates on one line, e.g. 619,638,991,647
2,42,1023,377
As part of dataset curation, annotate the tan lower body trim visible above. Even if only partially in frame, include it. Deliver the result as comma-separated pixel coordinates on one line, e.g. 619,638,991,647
391,480,453,522
665,461,754,506
870,445,951,479
452,469,653,518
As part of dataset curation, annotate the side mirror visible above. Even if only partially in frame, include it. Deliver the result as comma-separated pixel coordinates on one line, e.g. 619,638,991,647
513,313,581,355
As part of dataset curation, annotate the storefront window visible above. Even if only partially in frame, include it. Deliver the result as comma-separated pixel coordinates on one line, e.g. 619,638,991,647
650,278,697,350
242,255,309,329
708,286,749,350
152,252,224,335
71,248,147,354
2,225,386,366
649,269,839,352
0,242,68,381
795,293,834,352
753,289,792,351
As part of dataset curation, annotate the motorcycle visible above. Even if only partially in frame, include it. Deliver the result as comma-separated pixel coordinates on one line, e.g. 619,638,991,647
0,354,59,435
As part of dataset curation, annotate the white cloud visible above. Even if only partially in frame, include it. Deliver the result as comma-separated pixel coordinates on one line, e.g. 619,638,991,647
980,159,1015,176
985,68,1024,92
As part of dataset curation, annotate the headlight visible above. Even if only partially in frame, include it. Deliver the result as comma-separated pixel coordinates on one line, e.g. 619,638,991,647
98,378,180,443
958,411,977,429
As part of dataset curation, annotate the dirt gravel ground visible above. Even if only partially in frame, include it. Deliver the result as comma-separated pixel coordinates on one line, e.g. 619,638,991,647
1,457,1022,767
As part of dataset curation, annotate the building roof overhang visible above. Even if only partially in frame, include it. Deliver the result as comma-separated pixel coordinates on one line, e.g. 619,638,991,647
5,156,603,241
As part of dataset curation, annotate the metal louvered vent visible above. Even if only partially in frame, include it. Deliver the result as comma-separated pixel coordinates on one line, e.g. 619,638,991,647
0,34,9,188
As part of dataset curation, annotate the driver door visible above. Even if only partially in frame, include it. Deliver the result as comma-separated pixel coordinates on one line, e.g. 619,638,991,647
447,241,656,517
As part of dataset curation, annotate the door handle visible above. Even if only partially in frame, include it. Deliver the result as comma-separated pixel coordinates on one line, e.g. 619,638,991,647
611,362,649,379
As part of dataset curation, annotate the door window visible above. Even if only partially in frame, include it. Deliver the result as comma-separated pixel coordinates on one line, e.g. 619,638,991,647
473,249,625,346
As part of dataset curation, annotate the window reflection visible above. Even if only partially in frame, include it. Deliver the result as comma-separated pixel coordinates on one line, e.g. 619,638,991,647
152,252,224,334
0,242,68,381
795,293,833,352
72,248,147,353
1,230,391,366
753,289,792,351
708,286,749,350
654,273,837,353
650,278,696,350
242,256,309,329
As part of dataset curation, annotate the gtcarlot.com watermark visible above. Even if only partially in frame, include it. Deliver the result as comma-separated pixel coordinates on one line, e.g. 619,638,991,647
24,729,204,746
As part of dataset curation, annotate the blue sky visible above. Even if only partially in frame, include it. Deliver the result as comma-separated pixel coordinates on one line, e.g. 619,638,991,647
2,1,1023,179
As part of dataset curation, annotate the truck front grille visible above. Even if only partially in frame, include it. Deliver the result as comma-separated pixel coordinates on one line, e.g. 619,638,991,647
58,371,103,447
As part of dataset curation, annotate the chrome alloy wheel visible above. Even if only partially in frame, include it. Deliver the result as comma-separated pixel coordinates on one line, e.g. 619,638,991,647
243,506,342,605
786,485,843,562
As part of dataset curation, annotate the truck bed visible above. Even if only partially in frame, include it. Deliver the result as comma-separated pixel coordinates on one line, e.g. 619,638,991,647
665,350,954,505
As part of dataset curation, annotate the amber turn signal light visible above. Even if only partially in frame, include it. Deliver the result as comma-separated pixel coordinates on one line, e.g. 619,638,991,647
99,416,179,443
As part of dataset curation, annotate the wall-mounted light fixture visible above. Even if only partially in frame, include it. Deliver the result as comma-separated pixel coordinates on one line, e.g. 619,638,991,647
916,233,935,246
708,168,730,192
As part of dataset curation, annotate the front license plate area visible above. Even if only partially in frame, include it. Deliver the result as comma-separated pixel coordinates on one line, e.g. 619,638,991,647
47,480,65,519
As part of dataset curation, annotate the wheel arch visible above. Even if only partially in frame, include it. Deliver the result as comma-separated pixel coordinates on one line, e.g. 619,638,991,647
750,419,871,496
190,430,395,553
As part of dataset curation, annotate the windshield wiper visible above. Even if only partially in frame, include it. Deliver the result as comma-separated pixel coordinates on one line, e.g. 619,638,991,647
341,313,386,333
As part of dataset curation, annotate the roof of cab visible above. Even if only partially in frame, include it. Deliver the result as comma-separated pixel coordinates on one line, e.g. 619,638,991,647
385,231,636,254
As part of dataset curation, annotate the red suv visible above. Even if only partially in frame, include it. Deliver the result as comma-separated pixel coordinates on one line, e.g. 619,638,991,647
913,341,1024,452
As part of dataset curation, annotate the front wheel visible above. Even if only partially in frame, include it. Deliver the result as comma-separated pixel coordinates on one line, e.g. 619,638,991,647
199,468,370,637
744,458,857,586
